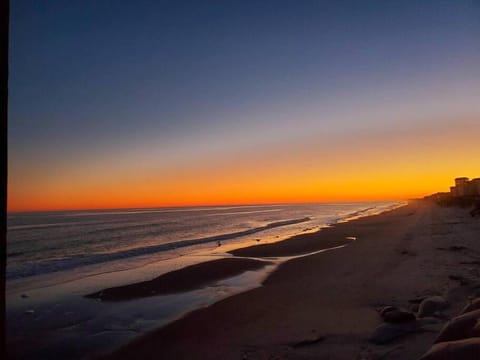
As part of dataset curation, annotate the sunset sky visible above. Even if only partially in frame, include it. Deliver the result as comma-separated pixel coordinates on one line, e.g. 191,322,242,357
8,0,480,212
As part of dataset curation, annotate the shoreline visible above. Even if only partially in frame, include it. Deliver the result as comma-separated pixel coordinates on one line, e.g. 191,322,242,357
229,222,357,258
99,200,480,359
6,202,401,288
6,202,401,296
85,205,404,303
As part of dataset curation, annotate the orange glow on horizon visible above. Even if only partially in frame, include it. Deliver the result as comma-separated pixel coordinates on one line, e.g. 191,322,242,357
8,117,480,213
7,165,473,213
4,176,470,213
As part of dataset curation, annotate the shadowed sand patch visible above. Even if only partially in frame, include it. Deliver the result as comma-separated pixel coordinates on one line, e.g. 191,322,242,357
86,258,271,302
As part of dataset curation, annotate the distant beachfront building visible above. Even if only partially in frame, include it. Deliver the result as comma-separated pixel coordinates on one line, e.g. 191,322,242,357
471,178,480,195
450,177,480,197
454,177,469,196
455,177,469,186
425,176,480,206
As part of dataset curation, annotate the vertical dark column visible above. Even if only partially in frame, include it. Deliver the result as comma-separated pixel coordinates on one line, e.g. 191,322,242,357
1,0,9,358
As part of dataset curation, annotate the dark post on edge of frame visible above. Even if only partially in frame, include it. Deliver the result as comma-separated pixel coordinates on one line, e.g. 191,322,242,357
1,0,9,358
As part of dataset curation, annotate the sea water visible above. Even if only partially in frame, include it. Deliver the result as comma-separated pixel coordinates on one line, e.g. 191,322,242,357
7,202,401,284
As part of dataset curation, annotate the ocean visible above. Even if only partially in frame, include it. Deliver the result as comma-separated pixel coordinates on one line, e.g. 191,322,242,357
7,202,401,284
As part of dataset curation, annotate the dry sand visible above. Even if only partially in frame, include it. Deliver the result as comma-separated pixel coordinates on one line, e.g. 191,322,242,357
98,200,480,360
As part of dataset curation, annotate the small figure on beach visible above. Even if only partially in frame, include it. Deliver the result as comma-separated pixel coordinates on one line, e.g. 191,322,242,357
217,241,222,247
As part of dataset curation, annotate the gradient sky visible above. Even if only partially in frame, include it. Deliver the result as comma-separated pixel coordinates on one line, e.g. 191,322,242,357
8,0,480,211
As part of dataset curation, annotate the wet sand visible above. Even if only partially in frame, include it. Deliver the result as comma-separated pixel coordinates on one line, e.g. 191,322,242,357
230,223,355,257
86,258,271,301
99,201,480,359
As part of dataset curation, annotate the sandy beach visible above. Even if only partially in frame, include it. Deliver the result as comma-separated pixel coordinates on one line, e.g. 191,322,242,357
96,200,480,359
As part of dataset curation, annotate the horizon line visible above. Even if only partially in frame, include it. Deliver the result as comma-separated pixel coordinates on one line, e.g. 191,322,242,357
7,198,409,214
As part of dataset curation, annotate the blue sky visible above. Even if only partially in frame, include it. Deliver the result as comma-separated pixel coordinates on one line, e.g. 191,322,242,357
8,0,480,210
